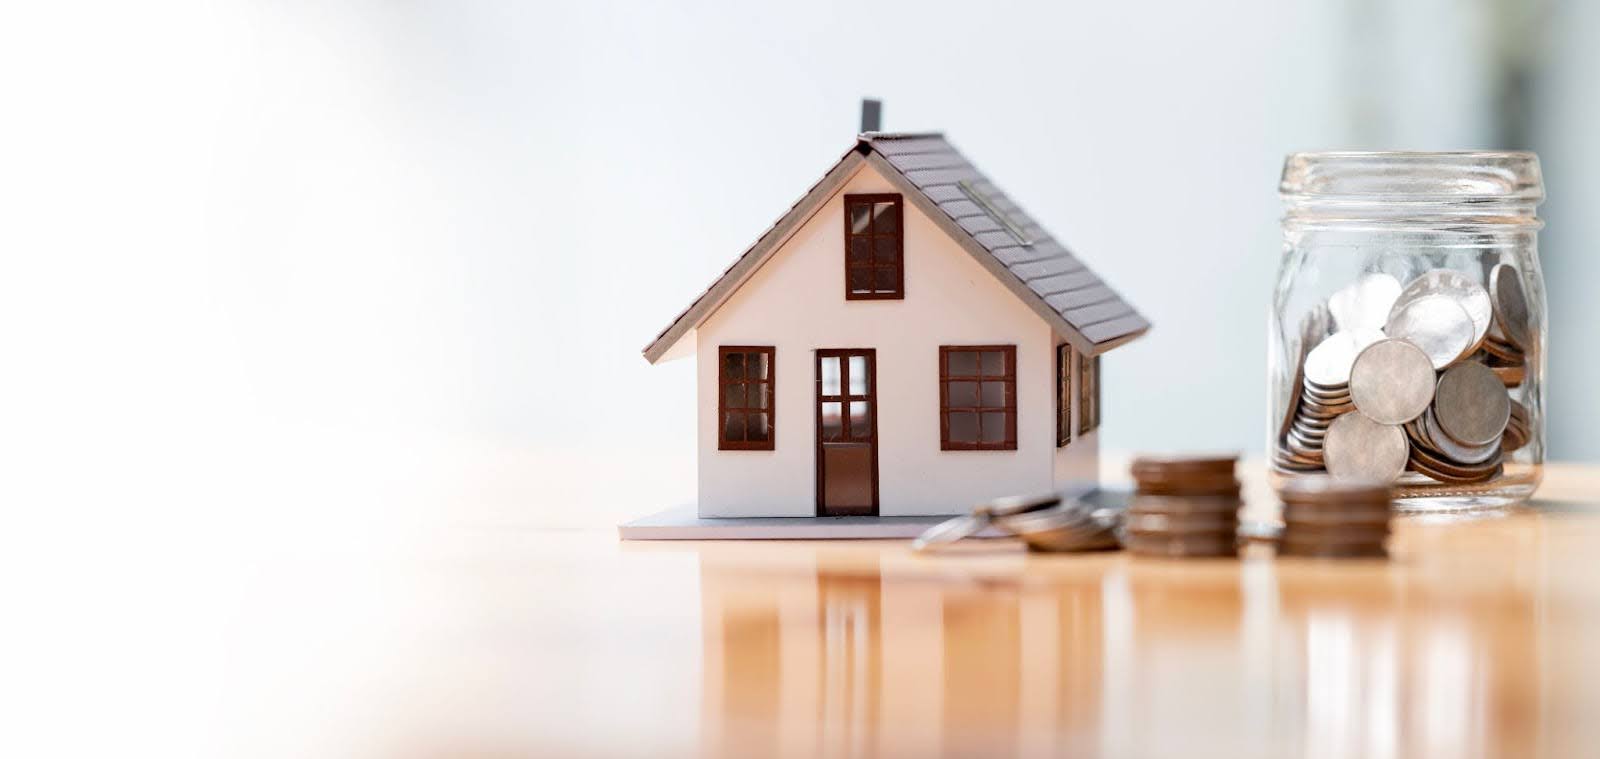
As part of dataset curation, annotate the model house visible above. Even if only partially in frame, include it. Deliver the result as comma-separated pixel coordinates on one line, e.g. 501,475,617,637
643,124,1147,519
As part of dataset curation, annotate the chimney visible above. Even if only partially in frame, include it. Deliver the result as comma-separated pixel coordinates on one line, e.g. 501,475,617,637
860,98,882,133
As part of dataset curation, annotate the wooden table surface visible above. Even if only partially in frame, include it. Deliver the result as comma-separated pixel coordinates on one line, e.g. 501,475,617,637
217,460,1600,758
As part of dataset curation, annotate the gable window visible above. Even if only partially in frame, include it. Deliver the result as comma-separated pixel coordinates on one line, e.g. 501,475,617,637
1056,344,1073,447
843,193,903,300
939,346,1016,450
1079,353,1100,436
719,346,775,450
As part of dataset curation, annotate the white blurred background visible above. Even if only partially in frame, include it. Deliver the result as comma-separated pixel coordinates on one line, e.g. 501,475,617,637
1,1,1597,755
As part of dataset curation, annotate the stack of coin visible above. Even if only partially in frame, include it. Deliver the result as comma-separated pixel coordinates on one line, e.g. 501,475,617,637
1124,455,1242,557
1277,476,1392,558
1273,264,1535,488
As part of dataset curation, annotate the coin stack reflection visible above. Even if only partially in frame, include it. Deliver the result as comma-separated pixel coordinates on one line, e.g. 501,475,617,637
1275,263,1533,487
1278,477,1392,558
1125,455,1241,558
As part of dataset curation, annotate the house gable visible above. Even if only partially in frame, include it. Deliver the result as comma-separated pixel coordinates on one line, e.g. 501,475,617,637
643,133,1149,365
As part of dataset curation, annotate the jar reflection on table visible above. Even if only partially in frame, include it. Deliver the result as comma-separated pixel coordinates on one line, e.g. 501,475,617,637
1269,152,1546,511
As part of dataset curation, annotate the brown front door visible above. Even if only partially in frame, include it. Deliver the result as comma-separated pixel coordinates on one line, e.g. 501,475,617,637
816,349,878,516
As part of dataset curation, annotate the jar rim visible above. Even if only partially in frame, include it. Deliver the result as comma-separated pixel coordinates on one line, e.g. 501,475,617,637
1281,151,1544,204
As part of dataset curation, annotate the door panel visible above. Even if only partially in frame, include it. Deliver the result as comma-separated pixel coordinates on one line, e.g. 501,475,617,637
816,350,878,516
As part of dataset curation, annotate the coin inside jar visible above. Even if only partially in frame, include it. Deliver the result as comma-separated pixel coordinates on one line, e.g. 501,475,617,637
1322,412,1409,482
1433,362,1511,446
1303,328,1384,387
1348,338,1436,424
1490,263,1532,350
1392,270,1493,349
1384,294,1476,369
1329,273,1402,332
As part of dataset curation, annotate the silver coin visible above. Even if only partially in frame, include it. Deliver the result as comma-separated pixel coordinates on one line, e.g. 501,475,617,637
1392,270,1492,350
1349,338,1436,424
1303,328,1384,388
911,514,989,552
1490,263,1531,351
1433,362,1511,446
1323,412,1409,483
1384,294,1475,369
1421,406,1501,464
978,492,1062,518
1330,273,1402,333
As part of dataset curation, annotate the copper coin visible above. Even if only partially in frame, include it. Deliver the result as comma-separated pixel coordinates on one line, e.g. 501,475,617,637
1349,338,1436,424
1278,540,1387,559
1434,362,1511,446
1129,494,1242,515
1278,474,1391,504
1490,263,1532,350
1323,413,1409,482
1385,294,1476,370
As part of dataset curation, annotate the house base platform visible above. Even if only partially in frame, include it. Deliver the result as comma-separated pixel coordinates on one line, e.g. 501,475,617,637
617,505,1007,541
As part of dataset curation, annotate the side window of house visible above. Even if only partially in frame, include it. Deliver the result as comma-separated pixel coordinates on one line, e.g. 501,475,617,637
939,346,1017,450
1057,344,1073,447
1078,353,1099,436
719,346,775,450
843,194,903,300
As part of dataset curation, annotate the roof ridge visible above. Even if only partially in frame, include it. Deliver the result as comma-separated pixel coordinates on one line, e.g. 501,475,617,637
858,131,945,140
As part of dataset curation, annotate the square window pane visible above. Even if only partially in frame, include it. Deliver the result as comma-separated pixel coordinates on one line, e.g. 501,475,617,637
848,267,873,293
849,237,872,263
873,201,899,234
948,412,979,443
873,266,898,292
723,412,746,442
748,412,771,442
726,383,747,408
821,402,844,441
724,351,744,380
947,350,978,377
947,381,978,407
850,203,873,234
981,350,1006,377
753,382,769,409
981,412,1008,444
848,355,868,395
874,237,898,264
750,351,769,380
820,357,841,396
848,402,870,439
980,380,1006,408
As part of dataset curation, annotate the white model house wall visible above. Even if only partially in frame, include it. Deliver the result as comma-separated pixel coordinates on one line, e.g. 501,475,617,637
695,162,1096,517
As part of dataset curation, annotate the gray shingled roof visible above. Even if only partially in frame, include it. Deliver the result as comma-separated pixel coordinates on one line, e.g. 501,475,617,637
643,133,1148,363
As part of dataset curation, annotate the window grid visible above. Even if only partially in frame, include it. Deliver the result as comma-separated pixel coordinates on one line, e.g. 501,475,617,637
843,193,904,300
718,346,775,450
939,345,1017,451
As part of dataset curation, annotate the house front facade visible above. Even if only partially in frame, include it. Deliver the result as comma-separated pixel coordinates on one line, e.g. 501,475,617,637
645,133,1147,518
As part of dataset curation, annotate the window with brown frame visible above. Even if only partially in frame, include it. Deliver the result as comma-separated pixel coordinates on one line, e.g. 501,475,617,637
1078,353,1100,436
843,193,903,300
939,346,1016,450
719,346,775,450
1056,344,1073,447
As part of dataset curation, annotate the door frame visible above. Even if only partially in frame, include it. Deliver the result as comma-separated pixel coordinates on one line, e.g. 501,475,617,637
814,348,880,516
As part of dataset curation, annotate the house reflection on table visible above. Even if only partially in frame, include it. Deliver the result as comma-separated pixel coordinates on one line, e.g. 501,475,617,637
694,547,1540,757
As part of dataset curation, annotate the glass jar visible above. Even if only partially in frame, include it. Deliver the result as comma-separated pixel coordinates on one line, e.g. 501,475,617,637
1269,152,1546,511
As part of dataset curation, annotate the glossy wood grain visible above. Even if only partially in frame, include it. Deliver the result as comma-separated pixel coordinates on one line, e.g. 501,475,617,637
221,461,1600,758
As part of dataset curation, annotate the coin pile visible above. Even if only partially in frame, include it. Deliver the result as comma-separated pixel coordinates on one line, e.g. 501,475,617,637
1123,455,1242,557
1274,263,1534,486
1277,476,1392,558
910,491,1122,553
